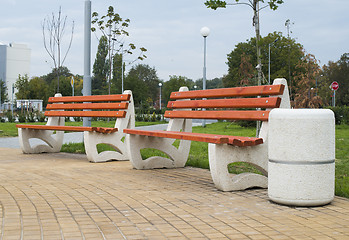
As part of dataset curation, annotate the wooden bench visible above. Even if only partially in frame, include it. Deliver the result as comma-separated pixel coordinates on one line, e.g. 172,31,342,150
124,78,291,191
16,90,135,163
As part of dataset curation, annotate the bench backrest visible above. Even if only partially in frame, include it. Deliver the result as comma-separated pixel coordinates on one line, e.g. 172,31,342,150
165,83,285,122
46,94,131,118
45,91,135,130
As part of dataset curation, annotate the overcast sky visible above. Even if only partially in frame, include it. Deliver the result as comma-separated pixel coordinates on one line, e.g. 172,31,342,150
1,0,348,81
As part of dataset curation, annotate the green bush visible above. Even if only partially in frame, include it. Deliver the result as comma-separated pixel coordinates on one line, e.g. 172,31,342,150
6,111,14,122
327,106,349,125
18,112,26,123
27,111,36,122
37,111,46,122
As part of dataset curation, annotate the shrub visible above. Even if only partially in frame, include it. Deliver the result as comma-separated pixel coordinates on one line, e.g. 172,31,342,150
73,116,82,122
27,111,36,122
37,112,46,122
327,106,349,125
6,111,14,122
18,112,26,123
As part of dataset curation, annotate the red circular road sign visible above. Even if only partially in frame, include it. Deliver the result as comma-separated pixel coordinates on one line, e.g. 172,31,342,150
331,81,339,91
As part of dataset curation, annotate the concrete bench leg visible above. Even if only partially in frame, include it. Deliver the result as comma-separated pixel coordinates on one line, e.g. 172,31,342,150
126,135,191,169
208,143,268,191
84,131,129,163
126,117,192,169
18,113,65,154
18,128,64,153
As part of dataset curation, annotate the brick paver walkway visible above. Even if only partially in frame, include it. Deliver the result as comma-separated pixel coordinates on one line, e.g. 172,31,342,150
0,148,348,239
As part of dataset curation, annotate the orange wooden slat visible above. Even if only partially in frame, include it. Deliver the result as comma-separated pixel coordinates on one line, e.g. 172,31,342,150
123,129,263,146
164,110,270,121
226,136,263,147
47,102,129,110
48,94,130,103
167,97,281,109
16,124,93,132
44,110,126,118
93,127,119,133
170,84,285,99
16,124,118,133
123,129,229,144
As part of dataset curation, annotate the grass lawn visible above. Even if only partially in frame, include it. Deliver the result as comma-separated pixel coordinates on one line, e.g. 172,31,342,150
0,120,167,137
0,121,348,198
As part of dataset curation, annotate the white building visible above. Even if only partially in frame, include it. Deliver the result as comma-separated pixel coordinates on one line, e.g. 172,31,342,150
0,42,31,101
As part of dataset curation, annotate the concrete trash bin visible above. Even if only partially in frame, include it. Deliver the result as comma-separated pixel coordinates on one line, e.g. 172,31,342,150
268,109,335,206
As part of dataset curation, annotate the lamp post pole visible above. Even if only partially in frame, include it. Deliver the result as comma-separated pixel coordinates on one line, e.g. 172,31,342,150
0,81,1,113
200,26,210,127
268,38,278,85
83,0,92,127
11,84,14,116
158,83,162,110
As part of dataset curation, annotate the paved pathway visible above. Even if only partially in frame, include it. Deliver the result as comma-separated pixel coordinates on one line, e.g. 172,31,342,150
0,148,348,239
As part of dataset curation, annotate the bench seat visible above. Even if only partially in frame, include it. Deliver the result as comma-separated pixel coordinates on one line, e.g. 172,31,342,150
124,129,263,147
16,124,118,134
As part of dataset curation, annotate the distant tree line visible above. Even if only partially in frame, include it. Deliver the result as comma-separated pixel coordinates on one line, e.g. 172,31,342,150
11,31,349,113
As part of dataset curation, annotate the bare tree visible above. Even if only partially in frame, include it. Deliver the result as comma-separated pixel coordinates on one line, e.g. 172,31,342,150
42,6,74,93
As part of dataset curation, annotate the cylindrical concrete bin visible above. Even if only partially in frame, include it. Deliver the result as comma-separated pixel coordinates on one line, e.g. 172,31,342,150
268,109,335,206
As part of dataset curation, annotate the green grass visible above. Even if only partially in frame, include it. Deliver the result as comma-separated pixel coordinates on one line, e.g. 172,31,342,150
1,120,348,198
0,120,167,137
334,124,349,198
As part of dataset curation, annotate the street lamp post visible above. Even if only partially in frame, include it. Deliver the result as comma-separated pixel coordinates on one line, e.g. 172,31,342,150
158,83,162,110
268,38,279,85
200,26,210,127
83,0,92,127
11,84,14,116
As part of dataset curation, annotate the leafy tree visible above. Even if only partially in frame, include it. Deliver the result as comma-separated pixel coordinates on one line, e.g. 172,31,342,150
15,74,30,99
0,79,8,104
42,66,72,85
163,76,192,105
111,53,123,94
223,32,303,92
205,0,284,87
27,77,49,104
92,36,109,95
42,6,74,93
124,64,160,106
292,52,322,108
321,53,349,106
193,78,224,90
43,67,73,97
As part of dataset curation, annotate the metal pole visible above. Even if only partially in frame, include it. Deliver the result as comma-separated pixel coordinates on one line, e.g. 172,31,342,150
268,43,271,85
159,84,162,110
11,83,14,116
202,36,207,127
121,48,124,93
83,0,92,127
203,36,207,91
0,81,2,113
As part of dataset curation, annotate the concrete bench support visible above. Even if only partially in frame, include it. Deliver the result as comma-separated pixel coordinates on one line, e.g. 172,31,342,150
126,87,192,169
18,93,65,153
268,109,335,206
